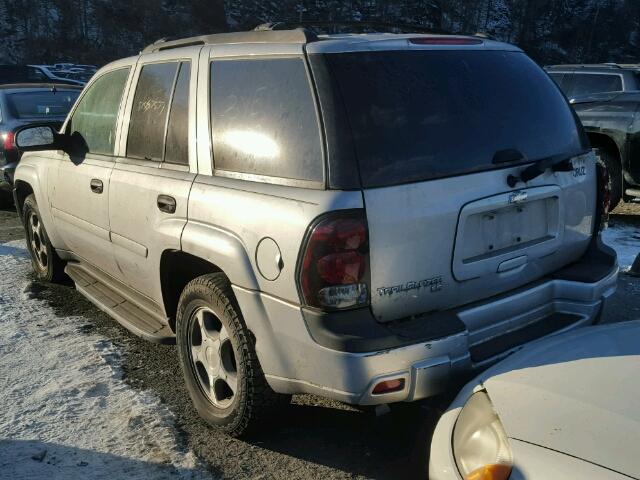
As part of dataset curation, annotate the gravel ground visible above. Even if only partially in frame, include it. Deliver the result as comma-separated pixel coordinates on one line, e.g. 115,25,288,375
2,202,639,480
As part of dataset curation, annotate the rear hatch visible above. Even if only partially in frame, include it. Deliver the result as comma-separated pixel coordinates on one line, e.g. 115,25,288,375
327,47,594,322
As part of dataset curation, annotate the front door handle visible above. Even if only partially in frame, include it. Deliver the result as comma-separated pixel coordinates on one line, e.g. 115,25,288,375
157,194,176,214
90,179,103,194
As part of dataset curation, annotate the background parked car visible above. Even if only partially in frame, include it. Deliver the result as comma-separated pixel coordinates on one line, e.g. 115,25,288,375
0,64,83,87
546,63,640,209
30,64,98,85
430,320,640,480
545,63,640,98
0,83,81,207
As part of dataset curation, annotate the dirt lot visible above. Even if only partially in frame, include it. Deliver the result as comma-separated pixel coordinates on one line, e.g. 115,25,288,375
2,203,640,479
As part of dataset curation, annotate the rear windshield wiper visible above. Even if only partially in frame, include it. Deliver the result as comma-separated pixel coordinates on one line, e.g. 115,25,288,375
504,151,584,188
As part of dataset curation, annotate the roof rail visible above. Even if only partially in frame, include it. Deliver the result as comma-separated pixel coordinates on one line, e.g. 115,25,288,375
546,63,624,69
253,20,451,35
142,28,318,53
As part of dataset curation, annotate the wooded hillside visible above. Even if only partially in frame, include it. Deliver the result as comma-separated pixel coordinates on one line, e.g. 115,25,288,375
1,0,638,66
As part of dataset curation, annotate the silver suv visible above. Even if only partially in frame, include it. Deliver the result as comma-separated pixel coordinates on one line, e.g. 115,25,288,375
13,28,618,436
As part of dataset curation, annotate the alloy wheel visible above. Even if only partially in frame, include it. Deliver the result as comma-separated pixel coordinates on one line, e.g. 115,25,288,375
189,306,238,409
27,211,48,270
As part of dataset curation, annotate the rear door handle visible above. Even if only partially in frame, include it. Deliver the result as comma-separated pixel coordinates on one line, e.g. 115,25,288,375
90,179,103,194
157,194,176,214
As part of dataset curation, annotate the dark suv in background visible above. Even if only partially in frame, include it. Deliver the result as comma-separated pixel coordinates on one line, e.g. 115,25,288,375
546,64,640,98
547,63,640,208
0,83,81,206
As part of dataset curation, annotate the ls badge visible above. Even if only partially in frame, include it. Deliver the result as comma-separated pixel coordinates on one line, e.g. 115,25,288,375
509,190,528,204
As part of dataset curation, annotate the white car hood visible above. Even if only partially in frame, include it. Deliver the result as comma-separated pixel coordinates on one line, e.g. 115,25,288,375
481,322,640,479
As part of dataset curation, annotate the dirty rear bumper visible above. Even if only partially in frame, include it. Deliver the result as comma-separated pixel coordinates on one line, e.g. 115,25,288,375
234,240,618,405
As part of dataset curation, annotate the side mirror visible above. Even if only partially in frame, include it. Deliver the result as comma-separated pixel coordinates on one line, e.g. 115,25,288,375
15,125,59,151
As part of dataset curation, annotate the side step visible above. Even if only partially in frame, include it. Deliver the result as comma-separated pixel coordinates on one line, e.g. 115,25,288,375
65,262,175,344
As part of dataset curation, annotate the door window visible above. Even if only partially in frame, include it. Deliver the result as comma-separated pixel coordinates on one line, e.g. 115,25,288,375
127,62,178,161
69,68,130,155
127,61,191,165
164,62,190,165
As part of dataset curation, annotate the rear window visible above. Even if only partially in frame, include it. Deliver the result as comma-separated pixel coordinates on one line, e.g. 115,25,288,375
7,90,79,119
328,50,588,188
570,73,623,96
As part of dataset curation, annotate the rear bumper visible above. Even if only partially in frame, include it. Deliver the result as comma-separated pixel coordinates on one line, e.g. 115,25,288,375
234,241,618,406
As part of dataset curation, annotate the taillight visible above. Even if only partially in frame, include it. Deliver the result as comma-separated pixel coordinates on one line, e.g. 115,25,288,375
595,152,610,232
298,211,370,310
1,131,14,151
409,37,483,46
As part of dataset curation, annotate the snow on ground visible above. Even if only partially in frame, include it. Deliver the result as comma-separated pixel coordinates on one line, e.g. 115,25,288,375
0,240,212,480
603,222,640,271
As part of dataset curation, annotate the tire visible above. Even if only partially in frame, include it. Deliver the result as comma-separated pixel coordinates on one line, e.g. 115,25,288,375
598,148,622,210
0,189,12,209
22,194,66,282
176,273,290,437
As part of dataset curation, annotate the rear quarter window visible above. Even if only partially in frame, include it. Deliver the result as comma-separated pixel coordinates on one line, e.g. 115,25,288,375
210,57,323,183
570,73,623,96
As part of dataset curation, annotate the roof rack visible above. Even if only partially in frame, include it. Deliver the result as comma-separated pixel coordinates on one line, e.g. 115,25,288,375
546,63,626,69
253,20,452,35
142,28,318,53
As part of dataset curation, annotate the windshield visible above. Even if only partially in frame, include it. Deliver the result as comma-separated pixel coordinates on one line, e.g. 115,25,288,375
328,50,589,188
7,90,79,119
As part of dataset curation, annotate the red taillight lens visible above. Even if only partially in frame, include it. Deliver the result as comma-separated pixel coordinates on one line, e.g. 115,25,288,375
298,211,370,310
1,131,15,151
409,37,483,46
317,251,366,284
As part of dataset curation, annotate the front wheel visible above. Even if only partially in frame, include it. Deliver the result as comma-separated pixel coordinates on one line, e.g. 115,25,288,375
0,189,12,209
22,194,65,282
176,273,290,437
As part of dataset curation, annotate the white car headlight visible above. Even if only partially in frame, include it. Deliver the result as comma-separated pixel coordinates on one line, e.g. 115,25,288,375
453,391,513,480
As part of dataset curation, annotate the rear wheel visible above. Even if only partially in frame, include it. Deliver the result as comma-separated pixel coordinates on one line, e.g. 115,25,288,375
0,189,12,209
176,273,290,437
597,148,622,210
22,194,65,282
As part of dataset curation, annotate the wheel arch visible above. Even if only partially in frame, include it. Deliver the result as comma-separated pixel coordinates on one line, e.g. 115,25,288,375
160,222,260,333
160,250,223,333
13,180,34,217
587,132,623,175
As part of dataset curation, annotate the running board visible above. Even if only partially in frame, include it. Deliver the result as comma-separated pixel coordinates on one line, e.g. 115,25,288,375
65,262,175,344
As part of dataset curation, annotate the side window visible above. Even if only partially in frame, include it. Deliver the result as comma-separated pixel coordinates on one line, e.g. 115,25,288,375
164,62,190,165
127,62,178,161
69,68,130,155
210,58,323,182
571,73,623,97
548,72,565,88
